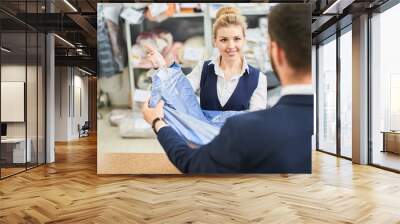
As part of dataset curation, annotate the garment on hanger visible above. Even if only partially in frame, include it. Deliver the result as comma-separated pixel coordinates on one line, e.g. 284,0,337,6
98,4,120,77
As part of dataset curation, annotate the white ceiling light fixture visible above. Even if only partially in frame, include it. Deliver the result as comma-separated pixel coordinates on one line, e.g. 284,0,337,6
54,34,75,48
76,48,88,56
63,0,78,12
1,47,11,53
323,0,355,15
78,67,93,76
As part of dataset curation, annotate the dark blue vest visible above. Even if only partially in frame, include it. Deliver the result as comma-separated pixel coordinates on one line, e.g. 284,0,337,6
200,60,260,111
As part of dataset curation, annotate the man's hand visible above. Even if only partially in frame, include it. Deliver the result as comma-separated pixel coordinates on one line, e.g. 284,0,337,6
144,44,167,69
142,99,165,125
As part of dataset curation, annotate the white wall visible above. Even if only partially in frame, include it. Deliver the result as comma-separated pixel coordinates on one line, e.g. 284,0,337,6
1,65,26,81
55,66,69,141
1,82,25,122
1,65,38,138
55,67,89,141
1,63,46,163
1,66,26,128
1,65,26,140
74,73,89,122
71,73,89,138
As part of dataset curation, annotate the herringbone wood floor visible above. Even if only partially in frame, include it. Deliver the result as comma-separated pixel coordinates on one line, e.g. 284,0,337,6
1,135,400,224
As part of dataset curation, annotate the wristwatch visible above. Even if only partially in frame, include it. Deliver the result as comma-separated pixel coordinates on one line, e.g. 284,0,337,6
151,117,165,134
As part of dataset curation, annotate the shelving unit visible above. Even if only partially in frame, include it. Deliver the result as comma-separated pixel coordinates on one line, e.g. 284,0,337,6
241,9,270,16
123,3,273,109
171,13,204,18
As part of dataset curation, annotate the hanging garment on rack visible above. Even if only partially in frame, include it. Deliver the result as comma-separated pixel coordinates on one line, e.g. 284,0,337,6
97,4,120,77
149,64,245,146
106,19,127,72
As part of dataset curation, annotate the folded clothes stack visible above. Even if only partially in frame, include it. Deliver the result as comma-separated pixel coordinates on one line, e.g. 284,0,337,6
131,30,183,69
131,33,205,91
244,28,269,73
136,70,154,90
178,36,205,69
175,3,202,14
144,3,176,22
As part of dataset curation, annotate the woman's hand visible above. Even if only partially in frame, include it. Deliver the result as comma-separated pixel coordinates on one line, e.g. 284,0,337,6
142,98,165,125
144,44,167,69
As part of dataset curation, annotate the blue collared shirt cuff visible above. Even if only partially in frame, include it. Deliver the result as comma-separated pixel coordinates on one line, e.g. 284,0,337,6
169,61,180,69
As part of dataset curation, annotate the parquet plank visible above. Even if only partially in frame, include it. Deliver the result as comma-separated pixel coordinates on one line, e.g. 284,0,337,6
0,135,399,223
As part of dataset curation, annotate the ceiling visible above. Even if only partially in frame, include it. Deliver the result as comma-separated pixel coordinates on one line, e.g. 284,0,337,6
0,0,97,74
1,0,393,75
311,0,390,43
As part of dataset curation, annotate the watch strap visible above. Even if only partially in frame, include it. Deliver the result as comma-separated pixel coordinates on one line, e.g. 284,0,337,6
151,117,164,134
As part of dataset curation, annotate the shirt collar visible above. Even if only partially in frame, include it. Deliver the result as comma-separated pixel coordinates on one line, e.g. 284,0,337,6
280,84,314,96
208,52,250,77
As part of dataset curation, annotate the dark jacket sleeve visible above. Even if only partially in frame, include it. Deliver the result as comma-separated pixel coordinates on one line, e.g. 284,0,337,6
157,119,242,173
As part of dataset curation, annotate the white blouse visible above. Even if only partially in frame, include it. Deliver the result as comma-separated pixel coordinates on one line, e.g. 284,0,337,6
186,54,268,111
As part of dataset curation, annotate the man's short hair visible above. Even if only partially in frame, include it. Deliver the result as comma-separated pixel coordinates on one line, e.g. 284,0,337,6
268,4,311,72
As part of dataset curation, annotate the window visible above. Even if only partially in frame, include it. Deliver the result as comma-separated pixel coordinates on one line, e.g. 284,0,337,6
370,2,400,171
0,0,47,179
339,28,352,158
317,36,337,154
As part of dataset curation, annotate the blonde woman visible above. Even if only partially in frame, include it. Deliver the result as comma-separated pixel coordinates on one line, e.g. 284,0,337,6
146,6,267,111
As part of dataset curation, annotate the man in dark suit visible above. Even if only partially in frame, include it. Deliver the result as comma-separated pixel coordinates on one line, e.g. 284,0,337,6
142,4,313,173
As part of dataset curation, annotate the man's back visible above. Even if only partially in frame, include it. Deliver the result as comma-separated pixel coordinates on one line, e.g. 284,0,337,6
220,94,313,173
158,94,314,173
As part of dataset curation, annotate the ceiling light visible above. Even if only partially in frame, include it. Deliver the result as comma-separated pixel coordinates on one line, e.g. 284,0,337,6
78,67,93,76
323,0,355,15
54,34,75,48
1,47,11,53
63,0,78,12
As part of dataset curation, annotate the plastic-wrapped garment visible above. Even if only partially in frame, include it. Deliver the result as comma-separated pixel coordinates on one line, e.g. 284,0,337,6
149,64,244,146
108,109,132,126
119,113,155,138
108,109,155,138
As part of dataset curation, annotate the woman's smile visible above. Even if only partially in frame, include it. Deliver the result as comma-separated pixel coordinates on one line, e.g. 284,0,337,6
225,49,238,56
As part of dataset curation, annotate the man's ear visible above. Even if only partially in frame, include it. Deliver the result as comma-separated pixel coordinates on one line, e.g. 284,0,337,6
273,41,286,68
267,40,271,56
270,41,279,65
